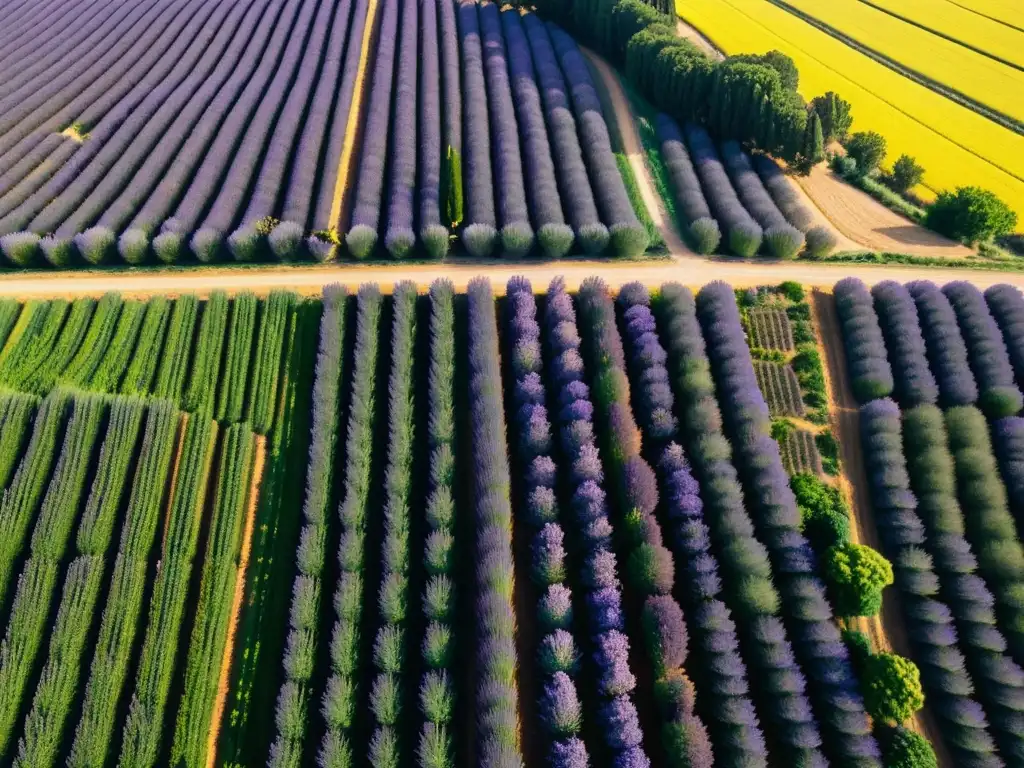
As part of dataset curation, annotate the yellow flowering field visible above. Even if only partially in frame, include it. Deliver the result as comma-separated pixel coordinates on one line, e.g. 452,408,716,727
951,0,1023,28
676,0,1024,226
783,0,1024,124
865,0,1024,70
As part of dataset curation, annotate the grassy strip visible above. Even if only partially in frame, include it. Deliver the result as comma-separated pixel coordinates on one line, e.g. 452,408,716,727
0,391,72,605
318,284,383,766
368,282,417,765
60,293,125,388
183,291,229,416
21,298,96,395
220,298,318,764
246,290,296,436
417,279,457,767
121,296,173,396
88,299,148,393
0,300,70,390
170,424,258,767
0,299,21,351
67,402,181,767
116,417,218,768
0,392,40,490
0,302,46,371
12,399,147,766
0,393,108,758
154,295,200,405
215,293,258,425
266,288,346,767
807,250,1024,272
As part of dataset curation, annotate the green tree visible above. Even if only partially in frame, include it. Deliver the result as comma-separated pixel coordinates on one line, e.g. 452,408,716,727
444,146,464,229
732,50,799,90
825,542,893,617
863,653,925,725
811,91,852,142
845,131,887,176
925,186,1018,245
890,154,925,194
791,473,850,551
797,111,825,174
879,724,938,768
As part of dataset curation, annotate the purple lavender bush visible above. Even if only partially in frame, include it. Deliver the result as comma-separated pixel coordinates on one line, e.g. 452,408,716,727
985,284,1024,389
871,281,938,407
907,280,979,408
834,277,894,403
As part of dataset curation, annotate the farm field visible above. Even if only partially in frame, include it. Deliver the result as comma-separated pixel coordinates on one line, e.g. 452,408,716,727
15,273,1024,765
780,0,1024,126
949,0,1024,30
862,0,1024,70
674,0,1024,223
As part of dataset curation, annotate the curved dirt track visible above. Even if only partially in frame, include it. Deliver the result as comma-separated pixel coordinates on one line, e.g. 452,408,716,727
799,166,975,257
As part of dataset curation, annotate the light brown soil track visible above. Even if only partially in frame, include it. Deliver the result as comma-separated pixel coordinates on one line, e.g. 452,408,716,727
813,289,953,768
799,166,975,258
675,17,725,60
205,434,267,768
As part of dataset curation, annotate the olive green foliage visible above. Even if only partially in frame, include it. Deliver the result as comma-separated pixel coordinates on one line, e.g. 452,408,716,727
121,297,172,396
172,424,257,768
118,417,217,767
797,111,825,173
443,146,463,230
845,131,887,176
0,299,70,390
889,155,924,194
731,50,799,90
246,290,296,435
815,429,840,475
878,725,938,768
60,293,124,388
19,298,95,395
791,472,850,551
862,652,925,725
88,299,148,393
925,186,1018,245
811,91,852,142
0,299,21,350
0,392,39,490
183,291,230,415
824,542,893,618
154,294,200,405
64,402,177,766
216,292,258,424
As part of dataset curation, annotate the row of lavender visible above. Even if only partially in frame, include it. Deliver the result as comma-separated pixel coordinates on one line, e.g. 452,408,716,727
836,277,1024,766
345,0,648,261
0,0,370,267
656,115,837,258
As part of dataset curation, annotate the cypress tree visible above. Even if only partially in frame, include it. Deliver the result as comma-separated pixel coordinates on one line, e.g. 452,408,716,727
444,146,464,229
801,111,825,170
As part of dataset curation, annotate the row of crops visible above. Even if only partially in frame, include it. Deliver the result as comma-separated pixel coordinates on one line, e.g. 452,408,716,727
0,0,653,268
0,289,316,766
656,114,839,258
835,276,1024,766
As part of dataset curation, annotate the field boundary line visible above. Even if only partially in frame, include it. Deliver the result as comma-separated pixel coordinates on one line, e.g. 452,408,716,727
327,0,383,232
944,0,1024,35
856,0,1024,74
766,0,1024,137
204,433,266,768
811,289,952,767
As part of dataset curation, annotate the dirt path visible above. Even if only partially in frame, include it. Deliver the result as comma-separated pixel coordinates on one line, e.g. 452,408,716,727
812,289,953,768
798,166,975,258
675,17,725,60
581,51,694,256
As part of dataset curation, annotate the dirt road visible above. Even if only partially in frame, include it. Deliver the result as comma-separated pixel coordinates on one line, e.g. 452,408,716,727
675,17,724,60
813,290,953,768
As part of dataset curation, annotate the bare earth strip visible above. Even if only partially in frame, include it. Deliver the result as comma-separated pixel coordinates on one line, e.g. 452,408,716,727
205,434,267,768
813,289,953,768
675,17,725,60
798,166,975,257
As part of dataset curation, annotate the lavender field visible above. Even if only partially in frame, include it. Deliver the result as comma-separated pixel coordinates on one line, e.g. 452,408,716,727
0,0,654,268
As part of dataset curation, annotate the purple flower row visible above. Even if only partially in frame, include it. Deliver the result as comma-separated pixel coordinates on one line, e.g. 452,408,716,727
505,276,589,766
834,277,895,403
859,399,1001,767
467,278,522,766
270,284,346,764
986,285,1024,391
907,280,979,408
871,281,939,408
697,281,880,766
902,403,1024,762
543,276,647,768
417,0,445,246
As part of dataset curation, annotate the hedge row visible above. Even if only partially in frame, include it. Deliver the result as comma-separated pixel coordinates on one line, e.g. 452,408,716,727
859,399,1001,766
505,277,590,765
834,277,894,403
651,282,773,767
317,285,383,766
269,286,347,767
542,276,647,766
467,278,522,766
417,279,458,768
907,280,979,408
698,281,880,766
68,401,180,766
119,416,218,767
367,282,418,765
871,281,938,408
902,404,1024,763
0,393,107,758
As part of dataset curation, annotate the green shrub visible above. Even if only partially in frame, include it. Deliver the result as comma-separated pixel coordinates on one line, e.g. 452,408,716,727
845,131,887,176
925,186,1017,245
461,223,497,258
610,222,649,258
890,154,924,194
862,652,925,725
577,222,610,254
878,724,938,768
537,223,575,259
228,227,260,261
345,224,378,260
152,232,183,264
501,222,535,257
421,224,450,259
688,217,720,254
0,232,40,267
825,542,893,617
804,225,837,257
727,224,762,257
791,472,849,550
118,229,150,265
